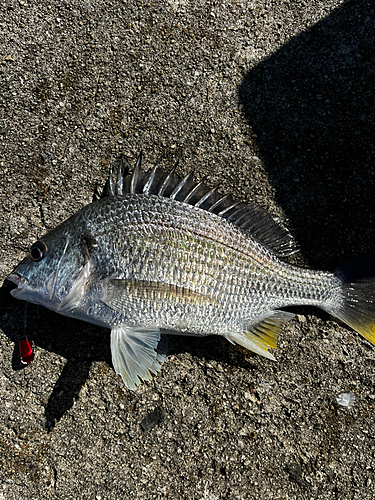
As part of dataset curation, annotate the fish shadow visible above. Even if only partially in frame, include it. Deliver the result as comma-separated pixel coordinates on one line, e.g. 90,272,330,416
1,280,111,430
1,281,252,429
239,0,375,268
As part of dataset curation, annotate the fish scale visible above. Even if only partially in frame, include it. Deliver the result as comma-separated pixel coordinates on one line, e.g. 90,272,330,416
7,154,375,390
71,194,337,329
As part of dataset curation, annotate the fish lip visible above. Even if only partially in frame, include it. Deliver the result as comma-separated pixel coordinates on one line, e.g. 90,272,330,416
7,272,28,291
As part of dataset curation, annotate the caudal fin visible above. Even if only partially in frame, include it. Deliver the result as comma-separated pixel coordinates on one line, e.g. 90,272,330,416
329,252,375,345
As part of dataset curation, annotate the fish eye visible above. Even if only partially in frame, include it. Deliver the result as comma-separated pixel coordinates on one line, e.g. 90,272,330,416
29,241,48,262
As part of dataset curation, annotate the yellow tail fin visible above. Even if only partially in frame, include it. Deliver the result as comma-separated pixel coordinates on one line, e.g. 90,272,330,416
332,252,375,345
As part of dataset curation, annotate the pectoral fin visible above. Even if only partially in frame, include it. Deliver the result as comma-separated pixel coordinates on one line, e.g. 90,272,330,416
110,325,166,390
229,310,295,360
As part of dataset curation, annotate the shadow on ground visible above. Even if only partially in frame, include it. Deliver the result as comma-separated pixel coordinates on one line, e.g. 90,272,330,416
1,280,252,428
239,0,375,269
1,280,110,429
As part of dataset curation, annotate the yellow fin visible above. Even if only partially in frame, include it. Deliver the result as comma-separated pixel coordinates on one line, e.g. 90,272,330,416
334,316,375,346
362,325,375,345
229,310,295,360
332,253,375,346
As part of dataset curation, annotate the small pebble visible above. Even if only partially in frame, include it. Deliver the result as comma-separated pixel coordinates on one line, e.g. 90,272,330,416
336,391,355,408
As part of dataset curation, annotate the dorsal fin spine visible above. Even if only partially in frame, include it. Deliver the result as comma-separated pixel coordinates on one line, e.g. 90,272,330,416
183,177,207,204
235,210,252,226
217,201,242,217
158,161,179,196
108,167,115,195
117,157,124,195
130,152,143,194
143,163,158,194
208,194,231,213
142,153,166,194
170,170,195,200
195,185,219,207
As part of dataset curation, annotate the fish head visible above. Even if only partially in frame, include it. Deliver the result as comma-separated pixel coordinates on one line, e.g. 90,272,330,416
7,221,89,311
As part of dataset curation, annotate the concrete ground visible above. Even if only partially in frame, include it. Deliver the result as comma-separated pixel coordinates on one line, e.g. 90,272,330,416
1,0,375,498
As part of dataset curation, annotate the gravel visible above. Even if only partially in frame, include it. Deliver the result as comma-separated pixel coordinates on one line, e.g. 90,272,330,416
1,0,375,498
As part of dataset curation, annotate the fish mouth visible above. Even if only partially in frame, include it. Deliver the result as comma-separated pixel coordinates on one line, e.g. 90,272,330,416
7,273,28,295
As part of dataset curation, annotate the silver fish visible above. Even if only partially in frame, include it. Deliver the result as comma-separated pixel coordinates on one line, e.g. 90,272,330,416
7,154,375,390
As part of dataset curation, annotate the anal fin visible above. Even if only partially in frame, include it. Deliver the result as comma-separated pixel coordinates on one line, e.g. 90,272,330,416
111,325,166,390
229,310,295,360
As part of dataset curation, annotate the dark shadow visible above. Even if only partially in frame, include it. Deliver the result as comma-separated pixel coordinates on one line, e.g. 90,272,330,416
45,360,92,430
239,0,375,269
1,280,257,429
0,280,111,430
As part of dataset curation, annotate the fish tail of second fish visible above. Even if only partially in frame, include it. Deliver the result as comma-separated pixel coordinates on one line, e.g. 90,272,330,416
324,251,375,346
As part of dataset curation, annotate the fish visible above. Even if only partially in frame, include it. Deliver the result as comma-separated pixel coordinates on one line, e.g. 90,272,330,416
7,154,375,390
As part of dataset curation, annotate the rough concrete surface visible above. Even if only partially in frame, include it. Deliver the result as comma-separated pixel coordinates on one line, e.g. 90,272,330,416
1,0,375,498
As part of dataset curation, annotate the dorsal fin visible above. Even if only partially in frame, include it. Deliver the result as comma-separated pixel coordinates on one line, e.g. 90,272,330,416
101,154,299,257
